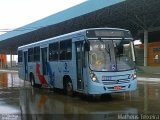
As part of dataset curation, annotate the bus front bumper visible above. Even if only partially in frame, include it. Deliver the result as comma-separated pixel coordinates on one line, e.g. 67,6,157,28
87,80,137,95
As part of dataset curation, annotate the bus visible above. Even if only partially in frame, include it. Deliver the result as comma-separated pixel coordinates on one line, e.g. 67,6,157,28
18,28,137,96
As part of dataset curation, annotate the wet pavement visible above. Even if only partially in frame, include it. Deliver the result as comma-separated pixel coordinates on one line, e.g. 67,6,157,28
0,71,160,120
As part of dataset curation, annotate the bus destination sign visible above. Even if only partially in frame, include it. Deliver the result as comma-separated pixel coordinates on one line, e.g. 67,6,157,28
86,29,131,38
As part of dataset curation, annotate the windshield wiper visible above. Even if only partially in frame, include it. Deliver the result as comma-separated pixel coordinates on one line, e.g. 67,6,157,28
99,40,111,62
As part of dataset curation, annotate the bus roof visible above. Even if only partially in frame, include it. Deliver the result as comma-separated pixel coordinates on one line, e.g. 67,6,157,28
18,27,131,50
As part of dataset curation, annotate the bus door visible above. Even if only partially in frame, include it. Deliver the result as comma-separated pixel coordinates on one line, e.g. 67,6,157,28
75,41,84,90
41,47,48,75
23,51,28,80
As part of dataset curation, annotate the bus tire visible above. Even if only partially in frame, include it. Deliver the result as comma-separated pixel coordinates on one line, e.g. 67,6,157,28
64,78,73,96
30,73,35,87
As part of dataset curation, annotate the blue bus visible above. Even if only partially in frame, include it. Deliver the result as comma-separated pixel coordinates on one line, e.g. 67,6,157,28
18,28,137,96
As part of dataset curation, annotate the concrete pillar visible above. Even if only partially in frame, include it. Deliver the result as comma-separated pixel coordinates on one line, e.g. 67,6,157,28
144,30,148,66
0,54,2,68
10,53,12,68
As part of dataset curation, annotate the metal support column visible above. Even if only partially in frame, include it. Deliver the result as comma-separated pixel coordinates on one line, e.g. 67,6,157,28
0,54,2,68
144,30,148,66
10,53,12,68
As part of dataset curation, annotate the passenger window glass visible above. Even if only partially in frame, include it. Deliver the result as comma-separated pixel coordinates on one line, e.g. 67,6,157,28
18,50,23,62
28,48,34,62
34,47,40,62
60,40,72,60
49,42,59,61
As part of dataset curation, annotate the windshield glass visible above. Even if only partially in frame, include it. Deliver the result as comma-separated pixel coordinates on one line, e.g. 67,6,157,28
114,40,135,71
89,39,135,71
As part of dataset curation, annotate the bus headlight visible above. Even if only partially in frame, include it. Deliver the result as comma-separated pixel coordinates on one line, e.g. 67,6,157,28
92,76,97,81
133,72,137,79
90,70,99,82
128,72,137,80
130,72,137,80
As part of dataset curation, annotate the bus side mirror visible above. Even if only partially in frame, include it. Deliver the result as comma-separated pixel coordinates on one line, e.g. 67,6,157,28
84,41,90,51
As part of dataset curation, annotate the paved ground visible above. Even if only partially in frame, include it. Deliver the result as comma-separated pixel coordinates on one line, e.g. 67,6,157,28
137,72,160,78
0,71,159,120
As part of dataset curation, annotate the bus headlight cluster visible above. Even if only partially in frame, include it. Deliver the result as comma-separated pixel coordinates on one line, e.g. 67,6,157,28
133,72,137,79
90,70,99,82
129,72,137,80
128,72,137,80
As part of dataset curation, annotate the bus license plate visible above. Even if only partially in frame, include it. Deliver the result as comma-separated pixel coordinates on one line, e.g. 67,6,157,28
114,86,122,90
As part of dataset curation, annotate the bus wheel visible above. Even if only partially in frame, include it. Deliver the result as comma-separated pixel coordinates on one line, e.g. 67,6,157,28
30,74,35,87
65,79,73,96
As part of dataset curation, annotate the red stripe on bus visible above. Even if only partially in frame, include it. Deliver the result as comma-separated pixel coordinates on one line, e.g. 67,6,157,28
36,64,47,84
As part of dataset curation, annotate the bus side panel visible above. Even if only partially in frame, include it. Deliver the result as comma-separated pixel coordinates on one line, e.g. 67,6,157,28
71,42,78,91
27,62,34,81
28,62,41,84
57,61,77,90
18,62,25,80
18,51,29,81
47,62,60,88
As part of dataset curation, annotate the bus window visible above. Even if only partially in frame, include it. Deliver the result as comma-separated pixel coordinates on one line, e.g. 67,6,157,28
60,41,65,60
34,47,40,62
28,48,34,62
89,39,136,71
49,42,59,61
114,40,135,70
18,50,23,62
60,40,72,60
89,40,111,71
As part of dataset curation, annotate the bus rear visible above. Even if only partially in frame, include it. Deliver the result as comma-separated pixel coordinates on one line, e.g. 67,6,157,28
83,28,137,95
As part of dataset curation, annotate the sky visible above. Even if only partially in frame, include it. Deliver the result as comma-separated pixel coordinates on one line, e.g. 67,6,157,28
0,0,86,35
0,0,86,62
0,0,86,61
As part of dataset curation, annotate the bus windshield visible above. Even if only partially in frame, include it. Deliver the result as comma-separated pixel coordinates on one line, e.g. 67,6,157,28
89,39,135,71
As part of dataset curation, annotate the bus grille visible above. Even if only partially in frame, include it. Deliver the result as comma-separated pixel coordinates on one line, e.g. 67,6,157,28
102,74,130,85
